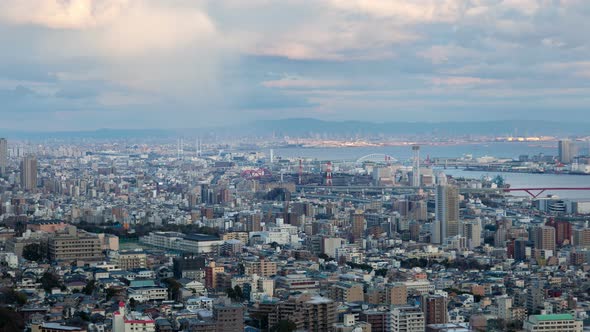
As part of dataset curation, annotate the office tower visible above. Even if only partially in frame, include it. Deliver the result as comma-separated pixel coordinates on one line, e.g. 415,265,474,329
526,279,545,315
461,219,482,249
350,211,365,241
20,155,37,191
213,303,244,332
0,138,6,176
386,283,408,305
573,228,590,248
204,261,224,289
391,306,425,332
434,185,459,243
534,226,556,253
514,238,528,261
548,220,572,246
558,140,574,164
412,145,421,187
421,294,448,325
494,295,513,321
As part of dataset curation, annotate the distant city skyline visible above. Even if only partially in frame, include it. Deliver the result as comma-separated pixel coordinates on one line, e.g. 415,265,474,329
1,1,590,130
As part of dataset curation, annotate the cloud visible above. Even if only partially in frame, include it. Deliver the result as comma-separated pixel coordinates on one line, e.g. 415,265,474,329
0,0,127,29
262,77,349,89
0,0,590,129
431,76,503,86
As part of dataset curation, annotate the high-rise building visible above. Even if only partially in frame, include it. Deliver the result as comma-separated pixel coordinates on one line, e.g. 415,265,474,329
558,140,575,164
0,138,7,176
526,279,545,315
391,306,425,332
547,220,572,246
421,294,447,325
461,219,482,249
350,211,365,241
204,261,224,289
493,295,513,321
20,155,37,191
434,185,459,244
534,226,556,253
573,228,590,248
514,238,528,261
213,303,244,332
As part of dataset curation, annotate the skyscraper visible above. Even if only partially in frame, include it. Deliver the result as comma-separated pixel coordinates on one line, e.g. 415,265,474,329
534,226,556,253
350,210,365,241
20,155,37,191
434,185,459,244
0,138,6,176
421,294,448,325
558,140,574,164
461,219,482,249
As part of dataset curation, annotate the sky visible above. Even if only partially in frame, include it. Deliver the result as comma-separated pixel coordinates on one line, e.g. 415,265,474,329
0,0,589,131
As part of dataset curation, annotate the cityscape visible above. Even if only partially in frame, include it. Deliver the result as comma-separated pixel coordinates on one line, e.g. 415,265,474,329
2,1,590,332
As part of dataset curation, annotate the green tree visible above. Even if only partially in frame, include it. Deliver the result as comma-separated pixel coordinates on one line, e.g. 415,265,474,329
163,278,182,301
0,307,25,332
270,320,297,332
39,272,63,292
22,243,45,262
82,280,96,295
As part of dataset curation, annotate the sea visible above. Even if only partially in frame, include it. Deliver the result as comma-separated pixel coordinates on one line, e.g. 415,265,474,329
271,142,590,199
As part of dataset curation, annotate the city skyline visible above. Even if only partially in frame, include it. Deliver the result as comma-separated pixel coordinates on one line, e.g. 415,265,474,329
0,0,589,130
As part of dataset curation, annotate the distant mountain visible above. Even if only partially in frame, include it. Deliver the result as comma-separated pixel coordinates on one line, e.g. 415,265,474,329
247,118,589,137
0,118,587,139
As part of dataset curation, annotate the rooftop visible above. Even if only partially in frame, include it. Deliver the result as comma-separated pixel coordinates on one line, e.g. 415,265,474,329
532,314,574,321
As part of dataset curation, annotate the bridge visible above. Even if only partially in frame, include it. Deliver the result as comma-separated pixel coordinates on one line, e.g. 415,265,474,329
503,187,590,198
296,185,590,198
296,185,500,195
356,153,398,164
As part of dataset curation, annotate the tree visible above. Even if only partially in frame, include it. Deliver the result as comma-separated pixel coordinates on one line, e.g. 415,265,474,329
270,320,297,332
0,288,26,306
39,272,63,292
226,285,244,302
82,280,96,295
163,278,182,301
0,307,25,332
22,243,45,262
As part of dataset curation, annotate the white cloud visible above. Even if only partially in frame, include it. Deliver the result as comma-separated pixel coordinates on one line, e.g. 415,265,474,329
262,77,349,89
0,0,128,29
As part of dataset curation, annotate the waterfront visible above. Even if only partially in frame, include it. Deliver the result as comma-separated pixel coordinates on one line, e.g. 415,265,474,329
273,142,556,162
274,143,590,199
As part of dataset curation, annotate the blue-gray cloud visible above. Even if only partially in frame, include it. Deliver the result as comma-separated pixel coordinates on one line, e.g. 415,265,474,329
0,0,588,130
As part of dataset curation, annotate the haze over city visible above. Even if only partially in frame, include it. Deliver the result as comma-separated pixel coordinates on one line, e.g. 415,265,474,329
1,0,590,130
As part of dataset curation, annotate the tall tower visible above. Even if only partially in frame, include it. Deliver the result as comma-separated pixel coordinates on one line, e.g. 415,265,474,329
558,140,573,164
270,149,274,164
20,155,37,191
435,185,459,244
412,145,421,187
298,159,303,185
326,161,332,186
0,138,7,176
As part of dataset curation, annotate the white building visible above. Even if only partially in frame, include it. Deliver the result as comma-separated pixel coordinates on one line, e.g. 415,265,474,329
523,314,582,332
391,306,425,332
112,302,156,332
127,286,168,302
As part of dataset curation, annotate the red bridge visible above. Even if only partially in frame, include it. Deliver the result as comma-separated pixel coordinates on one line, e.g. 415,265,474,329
503,187,590,198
